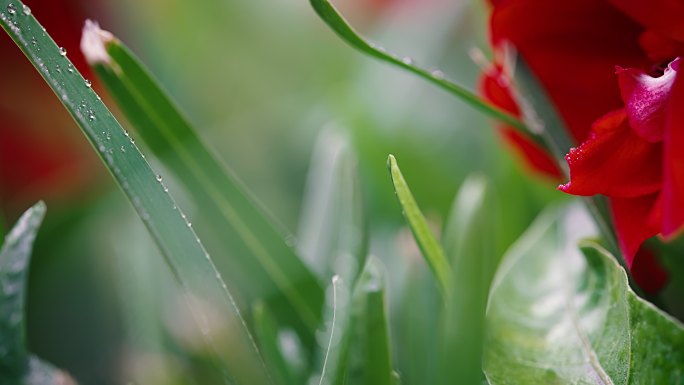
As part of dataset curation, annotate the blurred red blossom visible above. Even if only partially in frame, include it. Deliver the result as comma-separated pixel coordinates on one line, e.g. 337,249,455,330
0,0,104,217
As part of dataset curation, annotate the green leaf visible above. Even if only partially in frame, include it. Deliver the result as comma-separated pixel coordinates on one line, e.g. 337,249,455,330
0,4,270,384
387,154,451,296
0,202,78,384
253,302,300,385
344,256,395,385
300,129,367,384
82,22,324,341
308,0,538,144
440,175,496,385
0,202,46,377
484,207,684,384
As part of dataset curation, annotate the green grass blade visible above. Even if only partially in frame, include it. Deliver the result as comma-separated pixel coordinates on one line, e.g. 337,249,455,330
82,22,324,340
387,155,451,296
299,130,367,384
345,256,395,385
0,4,271,383
308,0,538,143
0,202,78,384
440,175,496,385
253,302,300,385
0,201,45,377
298,128,366,281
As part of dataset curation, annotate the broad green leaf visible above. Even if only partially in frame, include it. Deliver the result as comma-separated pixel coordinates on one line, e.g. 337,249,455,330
344,256,395,385
387,155,451,296
308,0,540,144
81,22,323,342
0,202,77,384
484,207,684,384
440,175,496,385
0,4,270,384
1,202,45,377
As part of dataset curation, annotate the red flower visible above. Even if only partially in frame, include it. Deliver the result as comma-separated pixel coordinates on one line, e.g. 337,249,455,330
482,0,684,284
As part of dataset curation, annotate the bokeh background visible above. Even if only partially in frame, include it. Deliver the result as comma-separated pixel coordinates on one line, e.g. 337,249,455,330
0,0,560,383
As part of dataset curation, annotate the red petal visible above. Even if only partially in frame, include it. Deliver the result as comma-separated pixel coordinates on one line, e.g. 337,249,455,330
617,59,679,142
610,194,661,267
489,0,647,143
559,110,662,197
480,61,562,179
607,0,684,42
662,72,684,237
631,246,669,295
500,128,562,179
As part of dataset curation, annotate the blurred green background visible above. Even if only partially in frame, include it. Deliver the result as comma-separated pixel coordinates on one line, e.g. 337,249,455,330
0,0,561,383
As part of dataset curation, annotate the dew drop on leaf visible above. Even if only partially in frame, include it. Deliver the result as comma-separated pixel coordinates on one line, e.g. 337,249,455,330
6,4,16,15
59,46,67,56
85,79,92,87
21,4,30,15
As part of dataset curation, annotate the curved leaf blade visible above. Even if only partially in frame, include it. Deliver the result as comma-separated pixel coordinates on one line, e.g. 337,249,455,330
0,202,45,377
308,0,535,142
0,3,271,383
388,155,450,296
81,22,324,341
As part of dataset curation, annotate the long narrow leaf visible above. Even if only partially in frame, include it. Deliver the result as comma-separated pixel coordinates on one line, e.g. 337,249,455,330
308,0,540,144
299,129,367,384
387,155,450,296
345,256,395,385
440,175,496,385
0,202,45,377
0,202,78,384
0,4,271,383
81,22,324,340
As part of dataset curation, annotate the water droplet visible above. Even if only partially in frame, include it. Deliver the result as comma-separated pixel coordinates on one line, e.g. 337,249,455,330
6,4,16,15
402,56,414,65
55,64,61,73
22,4,30,15
30,36,36,45
84,79,92,87
156,174,163,182
120,145,126,153
105,132,111,140
163,186,169,193
88,112,96,121
98,144,106,152
59,46,66,56
123,130,130,137
430,69,445,79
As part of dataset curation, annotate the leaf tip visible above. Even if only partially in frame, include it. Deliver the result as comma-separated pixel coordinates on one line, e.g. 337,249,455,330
80,19,116,66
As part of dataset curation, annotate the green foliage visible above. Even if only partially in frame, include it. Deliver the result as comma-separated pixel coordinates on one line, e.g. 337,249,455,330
83,22,324,345
388,155,451,297
440,175,496,385
307,0,533,140
0,3,270,383
484,208,684,384
0,202,76,384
